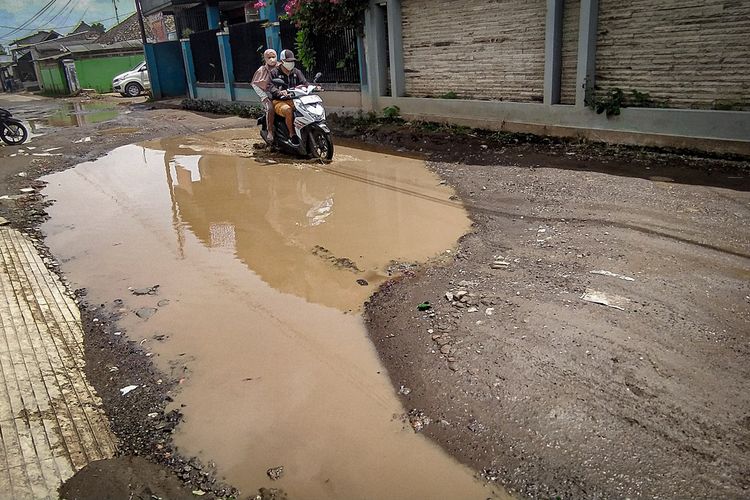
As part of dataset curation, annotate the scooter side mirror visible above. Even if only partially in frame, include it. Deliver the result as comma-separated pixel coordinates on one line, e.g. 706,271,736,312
271,78,286,86
313,72,322,83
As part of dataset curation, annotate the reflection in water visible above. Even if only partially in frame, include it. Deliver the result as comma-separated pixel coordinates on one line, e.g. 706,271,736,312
42,129,507,499
162,131,468,311
30,101,119,129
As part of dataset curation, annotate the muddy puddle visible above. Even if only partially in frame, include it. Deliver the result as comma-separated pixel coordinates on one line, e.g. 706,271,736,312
42,129,508,498
29,101,119,130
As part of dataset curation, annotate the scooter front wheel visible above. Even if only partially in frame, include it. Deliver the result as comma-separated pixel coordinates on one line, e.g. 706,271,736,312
308,128,334,161
1,120,28,145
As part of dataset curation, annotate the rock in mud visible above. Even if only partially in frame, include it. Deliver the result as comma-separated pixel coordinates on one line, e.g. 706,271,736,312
131,284,160,296
254,487,289,500
407,409,432,433
356,279,369,286
267,466,285,481
135,307,158,319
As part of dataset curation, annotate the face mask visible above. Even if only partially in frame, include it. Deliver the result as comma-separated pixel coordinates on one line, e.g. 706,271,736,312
282,61,295,71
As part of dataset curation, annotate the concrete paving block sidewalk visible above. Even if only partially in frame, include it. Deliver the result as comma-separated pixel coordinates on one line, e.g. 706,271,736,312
0,227,116,499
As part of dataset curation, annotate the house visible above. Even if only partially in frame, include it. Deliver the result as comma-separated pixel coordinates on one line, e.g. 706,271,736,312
9,30,61,89
132,0,750,153
31,30,102,95
31,14,171,95
0,55,14,92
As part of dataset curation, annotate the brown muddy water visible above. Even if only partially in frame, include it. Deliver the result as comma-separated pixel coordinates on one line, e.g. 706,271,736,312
41,129,507,499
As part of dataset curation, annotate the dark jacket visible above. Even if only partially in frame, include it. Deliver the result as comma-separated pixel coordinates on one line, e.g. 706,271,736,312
270,67,308,99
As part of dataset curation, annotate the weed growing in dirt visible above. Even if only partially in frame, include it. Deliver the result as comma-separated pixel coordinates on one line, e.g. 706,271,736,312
181,98,263,119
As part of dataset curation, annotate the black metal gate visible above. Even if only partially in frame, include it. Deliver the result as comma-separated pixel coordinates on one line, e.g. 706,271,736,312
175,5,209,39
229,21,267,82
190,28,224,83
279,21,360,84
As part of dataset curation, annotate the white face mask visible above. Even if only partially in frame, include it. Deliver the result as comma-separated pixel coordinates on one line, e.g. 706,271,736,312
282,61,295,71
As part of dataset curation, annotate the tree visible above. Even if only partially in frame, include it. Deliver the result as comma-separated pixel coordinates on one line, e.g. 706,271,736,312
90,22,105,34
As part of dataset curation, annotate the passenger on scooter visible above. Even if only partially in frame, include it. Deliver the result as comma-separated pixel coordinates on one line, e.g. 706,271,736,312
271,49,320,145
251,49,279,143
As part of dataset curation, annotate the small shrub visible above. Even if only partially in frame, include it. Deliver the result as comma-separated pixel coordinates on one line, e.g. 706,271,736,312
181,98,262,118
594,88,625,117
439,91,458,99
382,105,401,120
629,89,654,108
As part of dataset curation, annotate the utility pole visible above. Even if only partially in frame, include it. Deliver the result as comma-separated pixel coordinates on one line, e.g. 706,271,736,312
134,0,148,45
112,0,120,24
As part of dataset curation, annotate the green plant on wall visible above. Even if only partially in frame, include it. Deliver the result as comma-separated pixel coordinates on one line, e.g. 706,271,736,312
593,88,625,117
283,0,368,71
591,88,666,117
336,48,356,70
295,29,316,72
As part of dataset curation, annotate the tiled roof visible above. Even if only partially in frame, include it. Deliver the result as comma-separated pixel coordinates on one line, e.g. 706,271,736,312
96,14,152,44
68,22,93,35
31,31,100,58
12,30,60,47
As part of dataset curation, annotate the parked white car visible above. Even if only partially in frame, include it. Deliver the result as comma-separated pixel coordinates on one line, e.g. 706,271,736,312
113,62,151,97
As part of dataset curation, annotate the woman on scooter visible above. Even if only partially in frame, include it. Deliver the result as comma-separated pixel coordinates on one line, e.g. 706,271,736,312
270,49,320,145
251,49,279,143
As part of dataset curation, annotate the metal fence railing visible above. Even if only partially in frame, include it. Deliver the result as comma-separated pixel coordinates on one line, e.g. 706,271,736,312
175,5,209,39
229,21,267,83
190,28,223,83
279,21,360,84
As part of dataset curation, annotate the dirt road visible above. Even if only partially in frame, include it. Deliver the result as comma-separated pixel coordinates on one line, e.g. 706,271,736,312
1,93,748,499
360,127,750,498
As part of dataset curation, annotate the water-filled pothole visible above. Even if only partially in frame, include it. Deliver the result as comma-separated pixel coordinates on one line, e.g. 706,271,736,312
42,129,507,498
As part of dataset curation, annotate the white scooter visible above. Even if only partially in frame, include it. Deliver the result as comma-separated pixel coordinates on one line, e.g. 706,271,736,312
258,72,334,161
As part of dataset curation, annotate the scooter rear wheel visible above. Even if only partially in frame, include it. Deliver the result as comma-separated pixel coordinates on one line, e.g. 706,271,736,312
1,120,28,145
308,129,334,161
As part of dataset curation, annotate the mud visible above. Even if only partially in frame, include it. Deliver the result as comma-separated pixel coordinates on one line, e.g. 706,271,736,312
362,148,750,496
40,128,504,498
59,456,195,499
1,95,262,498
3,93,748,499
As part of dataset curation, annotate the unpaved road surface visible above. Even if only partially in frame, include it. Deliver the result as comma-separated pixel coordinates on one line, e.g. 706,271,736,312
1,93,748,499
361,130,750,498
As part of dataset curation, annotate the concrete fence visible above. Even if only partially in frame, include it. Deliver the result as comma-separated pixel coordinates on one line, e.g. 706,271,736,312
363,0,750,154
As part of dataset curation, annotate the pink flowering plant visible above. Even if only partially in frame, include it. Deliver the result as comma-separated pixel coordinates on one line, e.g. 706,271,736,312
280,0,367,70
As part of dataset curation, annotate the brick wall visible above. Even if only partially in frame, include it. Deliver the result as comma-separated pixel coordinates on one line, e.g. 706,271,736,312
560,0,580,105
401,0,546,102
596,0,750,110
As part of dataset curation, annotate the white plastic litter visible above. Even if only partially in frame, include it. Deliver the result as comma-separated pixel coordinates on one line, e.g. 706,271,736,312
119,385,138,395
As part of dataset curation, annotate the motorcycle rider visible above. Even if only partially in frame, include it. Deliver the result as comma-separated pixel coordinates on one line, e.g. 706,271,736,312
270,49,320,145
251,49,279,142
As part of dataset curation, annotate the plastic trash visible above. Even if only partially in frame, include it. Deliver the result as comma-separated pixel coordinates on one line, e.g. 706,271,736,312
119,385,138,396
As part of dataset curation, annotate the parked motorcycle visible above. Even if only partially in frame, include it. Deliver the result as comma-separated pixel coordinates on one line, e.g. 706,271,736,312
257,72,334,161
0,108,29,146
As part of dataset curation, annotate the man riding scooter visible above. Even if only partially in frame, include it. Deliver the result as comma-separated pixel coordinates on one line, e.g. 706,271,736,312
271,49,321,146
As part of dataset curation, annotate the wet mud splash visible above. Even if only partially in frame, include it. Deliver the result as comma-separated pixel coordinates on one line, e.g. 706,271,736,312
42,129,507,498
